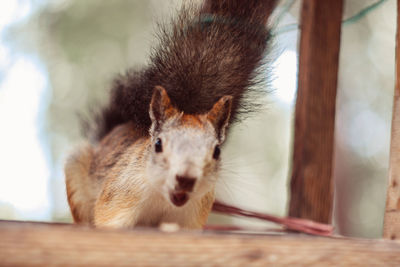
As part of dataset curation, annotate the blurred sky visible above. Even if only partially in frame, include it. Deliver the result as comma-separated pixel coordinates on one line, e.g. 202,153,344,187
0,0,52,220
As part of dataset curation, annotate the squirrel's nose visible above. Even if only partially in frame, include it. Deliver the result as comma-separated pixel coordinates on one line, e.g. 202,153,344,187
176,175,196,192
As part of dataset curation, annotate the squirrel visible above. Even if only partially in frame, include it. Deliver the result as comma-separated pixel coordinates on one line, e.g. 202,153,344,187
65,0,277,229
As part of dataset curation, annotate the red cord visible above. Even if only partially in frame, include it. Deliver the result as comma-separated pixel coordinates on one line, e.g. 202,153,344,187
209,200,334,236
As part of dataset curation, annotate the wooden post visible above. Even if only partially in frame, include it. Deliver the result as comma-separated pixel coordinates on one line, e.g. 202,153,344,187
384,0,400,240
289,0,343,223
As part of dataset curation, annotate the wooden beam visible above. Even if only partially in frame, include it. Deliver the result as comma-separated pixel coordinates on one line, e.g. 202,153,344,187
289,0,343,223
0,221,400,266
384,0,400,240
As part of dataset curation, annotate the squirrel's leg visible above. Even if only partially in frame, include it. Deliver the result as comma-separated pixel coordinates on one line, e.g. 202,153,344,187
93,177,143,228
65,144,100,224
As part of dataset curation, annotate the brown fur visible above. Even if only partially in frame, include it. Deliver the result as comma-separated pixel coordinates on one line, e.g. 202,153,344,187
181,114,205,129
66,123,146,225
66,88,229,228
198,190,215,226
89,0,277,141
65,144,96,224
93,135,149,227
66,0,277,229
66,118,217,228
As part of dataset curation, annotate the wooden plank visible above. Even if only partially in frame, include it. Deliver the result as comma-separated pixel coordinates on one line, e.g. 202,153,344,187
384,0,400,240
289,0,343,223
0,221,400,266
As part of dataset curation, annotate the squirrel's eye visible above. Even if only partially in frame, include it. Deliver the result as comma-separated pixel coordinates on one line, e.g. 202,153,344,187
155,138,163,153
213,145,220,160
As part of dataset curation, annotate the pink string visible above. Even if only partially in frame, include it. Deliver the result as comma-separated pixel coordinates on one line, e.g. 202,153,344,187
209,200,334,236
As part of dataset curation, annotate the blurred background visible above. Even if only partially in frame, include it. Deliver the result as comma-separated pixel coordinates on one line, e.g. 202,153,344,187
0,0,395,238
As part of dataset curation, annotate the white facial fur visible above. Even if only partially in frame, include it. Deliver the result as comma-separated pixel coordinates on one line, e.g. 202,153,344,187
146,86,232,207
146,114,220,207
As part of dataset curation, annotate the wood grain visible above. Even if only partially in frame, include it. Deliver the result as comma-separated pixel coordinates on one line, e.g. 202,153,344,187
289,0,343,223
1,221,400,266
384,0,400,240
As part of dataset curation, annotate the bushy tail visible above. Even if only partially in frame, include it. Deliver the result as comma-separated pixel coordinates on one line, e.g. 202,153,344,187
201,0,276,25
91,0,277,141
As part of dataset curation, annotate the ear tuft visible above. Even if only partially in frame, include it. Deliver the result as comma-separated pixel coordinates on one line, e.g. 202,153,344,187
207,95,233,142
149,86,177,132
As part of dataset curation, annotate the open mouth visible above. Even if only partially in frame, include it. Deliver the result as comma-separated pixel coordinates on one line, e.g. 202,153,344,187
170,191,189,207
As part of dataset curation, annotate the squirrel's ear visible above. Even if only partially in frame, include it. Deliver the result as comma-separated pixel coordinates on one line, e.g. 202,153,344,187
207,95,233,143
149,86,177,131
